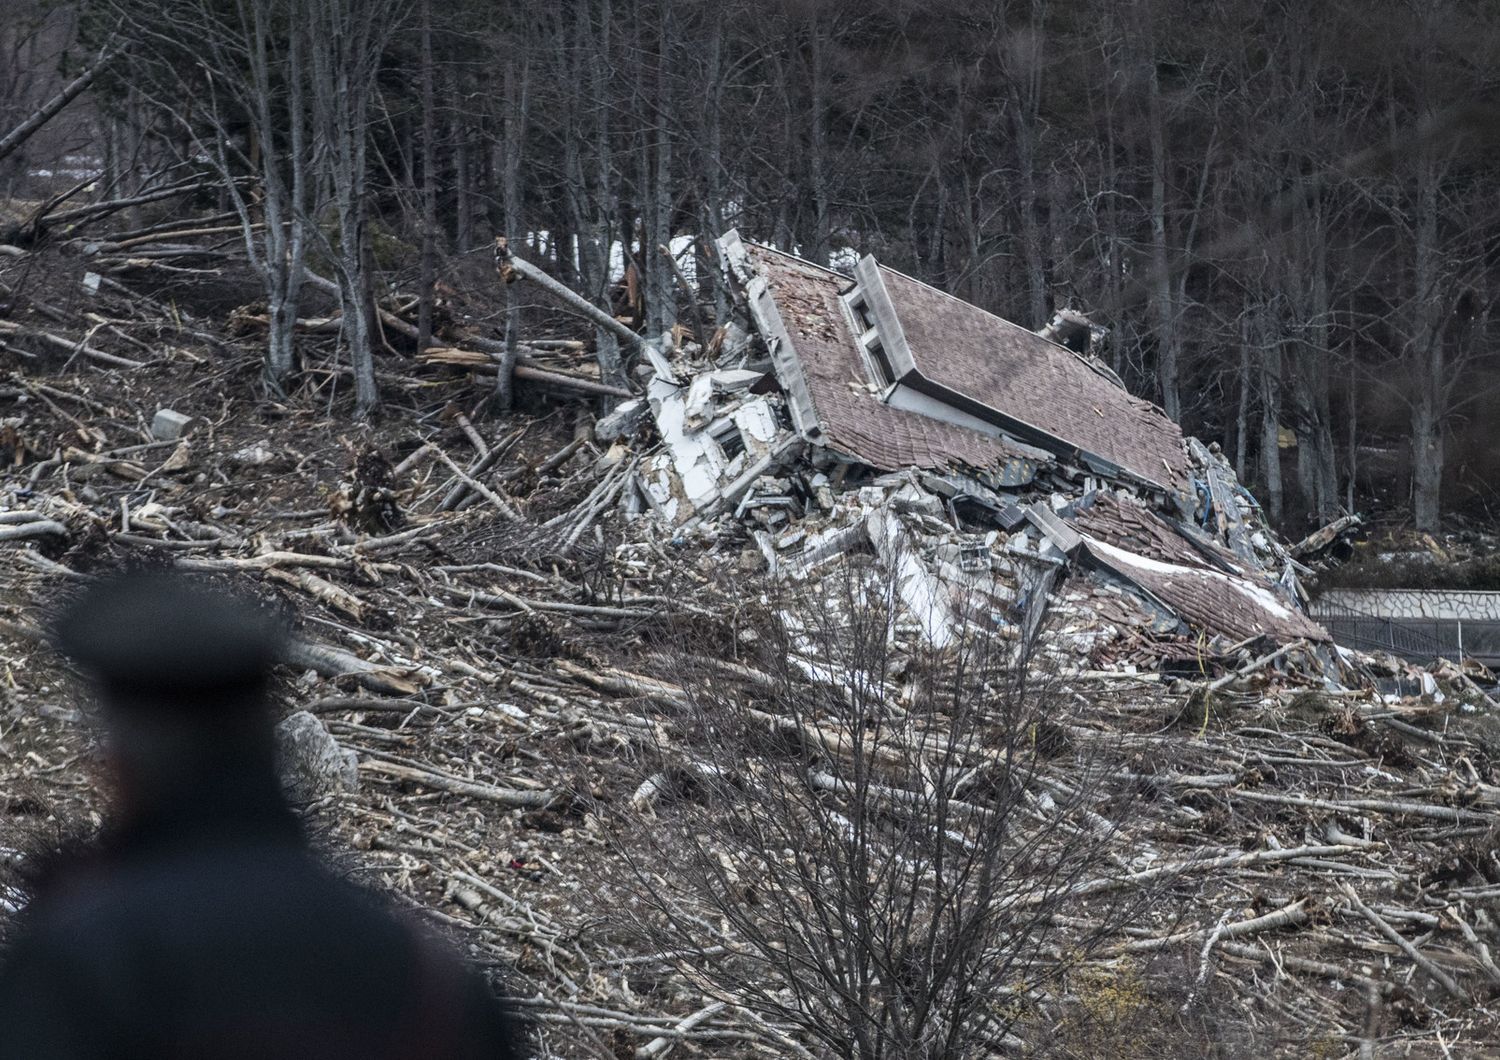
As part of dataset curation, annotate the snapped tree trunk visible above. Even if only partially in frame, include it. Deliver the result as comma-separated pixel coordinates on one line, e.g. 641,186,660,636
0,47,115,166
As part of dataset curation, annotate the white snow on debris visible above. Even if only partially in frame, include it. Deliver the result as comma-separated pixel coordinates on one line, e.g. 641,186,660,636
1084,536,1299,622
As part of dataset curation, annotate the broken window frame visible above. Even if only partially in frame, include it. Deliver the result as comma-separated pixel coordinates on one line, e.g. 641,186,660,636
843,290,897,396
709,417,748,461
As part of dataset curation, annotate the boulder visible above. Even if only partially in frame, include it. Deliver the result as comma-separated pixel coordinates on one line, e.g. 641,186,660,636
275,710,358,801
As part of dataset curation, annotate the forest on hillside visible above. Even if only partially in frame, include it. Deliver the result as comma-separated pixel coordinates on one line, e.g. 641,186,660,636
2,0,1497,533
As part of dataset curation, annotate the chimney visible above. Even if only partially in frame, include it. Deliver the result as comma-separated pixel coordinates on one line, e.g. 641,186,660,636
1037,308,1097,355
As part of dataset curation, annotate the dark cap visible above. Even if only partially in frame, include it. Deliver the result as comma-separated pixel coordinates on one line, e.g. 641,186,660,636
53,570,288,704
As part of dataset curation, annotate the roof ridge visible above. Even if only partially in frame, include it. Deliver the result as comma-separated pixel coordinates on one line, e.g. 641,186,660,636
745,240,852,283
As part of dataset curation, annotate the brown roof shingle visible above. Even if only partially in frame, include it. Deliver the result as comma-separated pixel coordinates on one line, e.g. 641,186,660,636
1070,492,1231,573
877,267,1192,493
1066,492,1328,644
1082,535,1330,644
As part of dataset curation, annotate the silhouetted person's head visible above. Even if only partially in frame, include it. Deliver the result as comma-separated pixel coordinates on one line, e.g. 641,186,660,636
9,570,524,1059
52,570,289,819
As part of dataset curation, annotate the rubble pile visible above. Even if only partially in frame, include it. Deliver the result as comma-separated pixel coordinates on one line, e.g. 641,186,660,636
610,233,1372,694
2,227,1499,1055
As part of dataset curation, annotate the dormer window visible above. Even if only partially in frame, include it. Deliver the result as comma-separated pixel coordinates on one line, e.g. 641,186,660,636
844,289,892,390
842,269,917,395
850,298,877,334
865,337,895,389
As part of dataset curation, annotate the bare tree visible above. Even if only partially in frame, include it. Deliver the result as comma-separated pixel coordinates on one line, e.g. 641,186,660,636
304,0,412,418
609,567,1145,1059
107,0,318,396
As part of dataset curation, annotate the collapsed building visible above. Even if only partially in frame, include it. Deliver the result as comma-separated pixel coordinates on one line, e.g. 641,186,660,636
608,231,1356,683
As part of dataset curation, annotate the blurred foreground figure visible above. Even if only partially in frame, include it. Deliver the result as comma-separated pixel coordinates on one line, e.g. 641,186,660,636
0,571,523,1059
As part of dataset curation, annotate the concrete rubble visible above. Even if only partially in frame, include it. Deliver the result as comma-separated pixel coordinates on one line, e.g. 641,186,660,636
605,232,1384,692
149,408,197,442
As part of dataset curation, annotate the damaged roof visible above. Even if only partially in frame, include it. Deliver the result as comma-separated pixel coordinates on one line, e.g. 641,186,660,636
874,267,1193,494
738,241,1050,480
723,231,1191,495
1067,493,1330,644
1082,536,1331,644
1071,491,1240,575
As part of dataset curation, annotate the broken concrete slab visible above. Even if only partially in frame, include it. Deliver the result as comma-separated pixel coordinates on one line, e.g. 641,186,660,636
150,408,196,442
595,397,649,442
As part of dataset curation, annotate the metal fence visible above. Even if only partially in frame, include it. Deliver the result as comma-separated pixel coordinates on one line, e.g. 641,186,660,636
1310,596,1500,665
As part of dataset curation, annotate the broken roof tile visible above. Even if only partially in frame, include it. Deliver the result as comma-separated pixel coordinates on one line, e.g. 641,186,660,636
1083,535,1330,645
1070,491,1233,573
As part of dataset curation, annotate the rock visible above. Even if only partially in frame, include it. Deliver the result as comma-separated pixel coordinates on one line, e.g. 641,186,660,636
157,441,193,472
228,443,274,466
275,710,358,801
151,409,196,441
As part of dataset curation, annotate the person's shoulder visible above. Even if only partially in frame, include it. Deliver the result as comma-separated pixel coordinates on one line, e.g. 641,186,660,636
13,852,131,946
22,838,311,938
401,924,528,1060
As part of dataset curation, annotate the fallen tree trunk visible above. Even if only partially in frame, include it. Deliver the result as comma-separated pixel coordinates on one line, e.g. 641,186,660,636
0,178,219,247
0,49,115,166
467,359,633,399
282,638,426,696
0,519,68,543
1207,638,1310,693
0,320,146,369
360,758,554,807
514,363,631,398
85,222,264,254
494,237,643,351
303,266,637,400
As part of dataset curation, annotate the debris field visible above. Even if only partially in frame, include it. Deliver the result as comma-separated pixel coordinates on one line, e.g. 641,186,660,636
3,224,1500,1056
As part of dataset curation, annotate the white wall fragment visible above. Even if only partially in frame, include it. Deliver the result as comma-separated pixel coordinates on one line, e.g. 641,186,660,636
866,507,955,648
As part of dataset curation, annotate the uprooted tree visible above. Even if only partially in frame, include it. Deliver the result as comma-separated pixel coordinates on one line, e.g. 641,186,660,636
606,566,1155,1058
